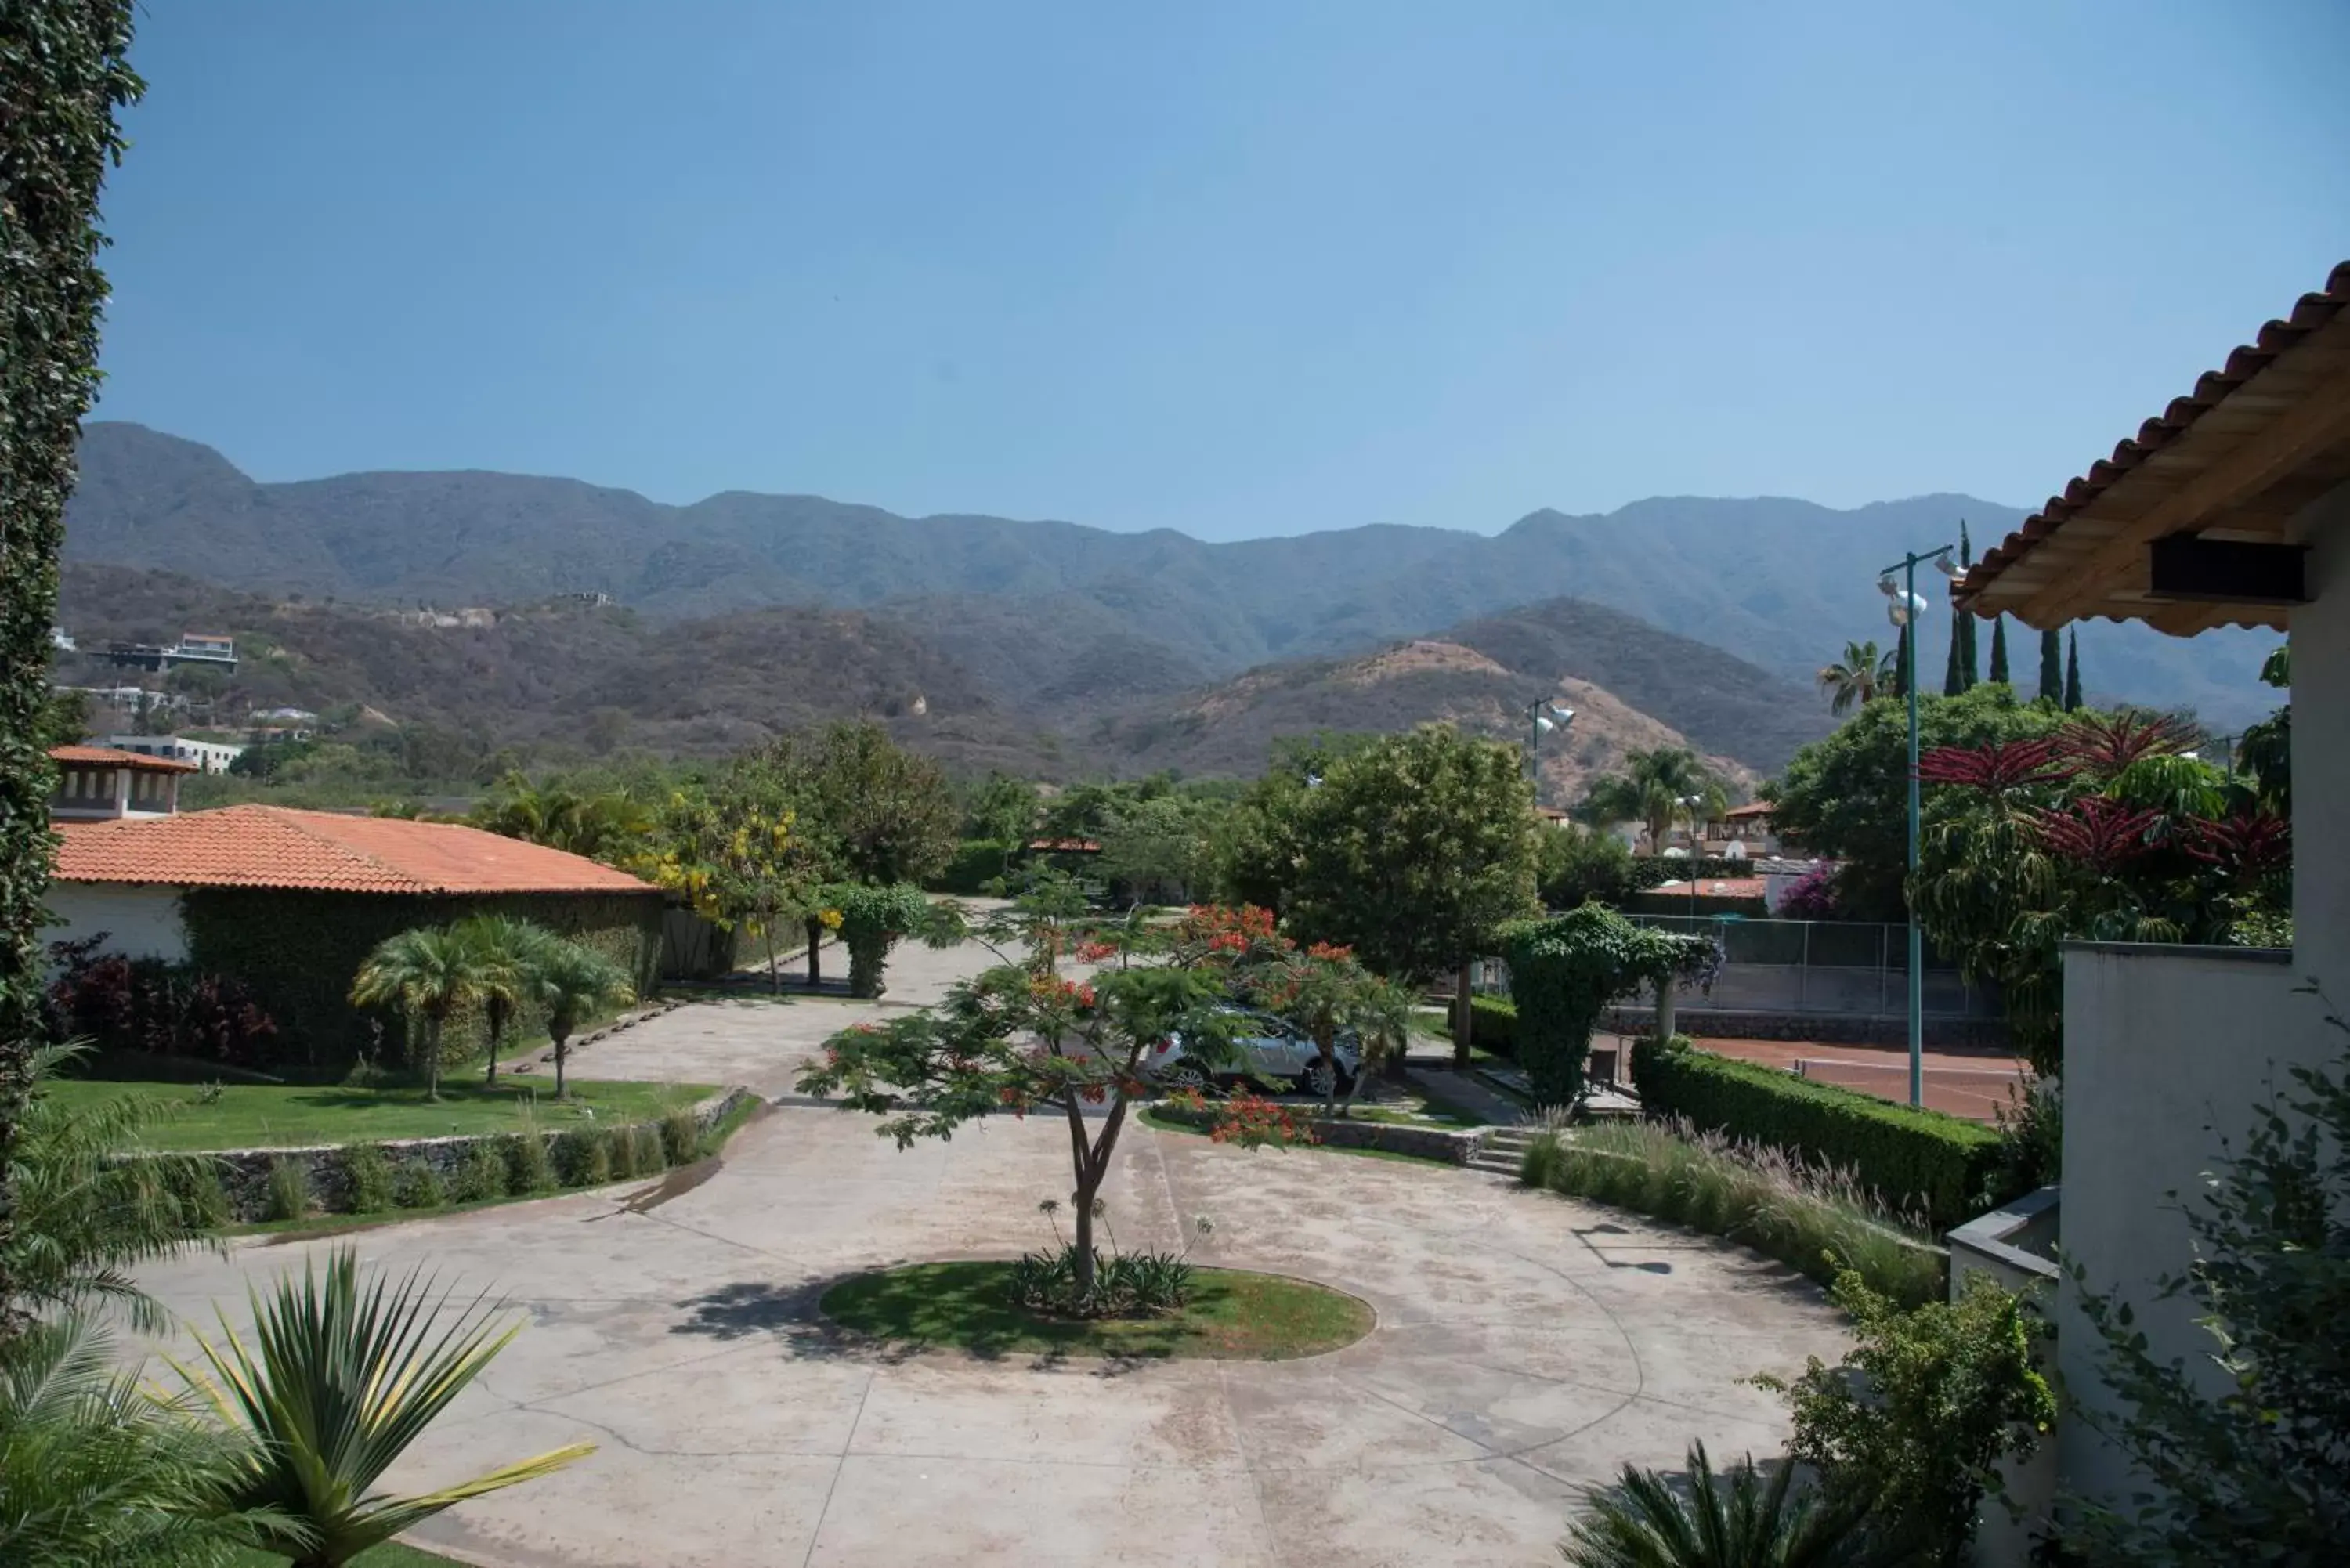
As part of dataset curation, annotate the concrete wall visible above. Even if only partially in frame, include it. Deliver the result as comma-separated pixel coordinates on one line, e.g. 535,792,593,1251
42,883,188,964
2292,479,2349,990
2054,943,2325,1510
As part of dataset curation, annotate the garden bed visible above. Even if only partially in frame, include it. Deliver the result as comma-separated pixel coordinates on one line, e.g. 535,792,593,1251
820,1260,1374,1360
45,1075,707,1152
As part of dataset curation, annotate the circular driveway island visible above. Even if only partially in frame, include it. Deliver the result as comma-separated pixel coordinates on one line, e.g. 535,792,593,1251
133,1102,1848,1567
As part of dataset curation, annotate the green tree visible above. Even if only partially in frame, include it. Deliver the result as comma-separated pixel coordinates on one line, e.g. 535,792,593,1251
2063,990,2350,1563
451,915,553,1085
1754,1270,2053,1566
797,888,1284,1294
1763,685,2063,920
2063,629,2082,710
1537,823,1640,909
2236,644,2290,816
1096,793,1222,905
1,0,143,1344
653,756,817,992
1245,941,1407,1115
175,1248,594,1567
2036,628,2063,706
348,927,486,1099
523,938,635,1098
1819,639,1899,717
1561,1441,1880,1568
1271,728,1541,1064
962,771,1038,845
1576,746,1728,855
469,774,655,868
1987,615,2011,685
821,882,958,999
799,720,960,887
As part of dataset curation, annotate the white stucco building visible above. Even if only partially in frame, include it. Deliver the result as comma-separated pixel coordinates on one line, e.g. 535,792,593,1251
1953,260,2347,1534
46,743,197,822
105,734,245,775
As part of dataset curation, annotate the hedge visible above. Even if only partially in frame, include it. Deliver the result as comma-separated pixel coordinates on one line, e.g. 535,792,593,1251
1470,995,1517,1058
1631,1037,2003,1230
928,838,1018,895
183,888,663,1080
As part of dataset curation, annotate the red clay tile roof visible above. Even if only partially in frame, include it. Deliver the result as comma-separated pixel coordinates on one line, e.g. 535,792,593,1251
1957,261,2350,620
1028,837,1103,852
49,744,199,774
1723,801,1773,819
52,805,660,895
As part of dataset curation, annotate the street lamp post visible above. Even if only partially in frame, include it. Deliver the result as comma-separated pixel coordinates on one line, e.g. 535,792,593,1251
1878,544,1961,1109
1676,793,1705,918
1523,699,1575,799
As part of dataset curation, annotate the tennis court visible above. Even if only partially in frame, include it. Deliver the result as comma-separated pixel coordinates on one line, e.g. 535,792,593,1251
1665,1035,2029,1122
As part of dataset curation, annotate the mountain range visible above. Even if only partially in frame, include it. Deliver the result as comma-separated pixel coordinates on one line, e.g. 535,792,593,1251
57,423,2284,775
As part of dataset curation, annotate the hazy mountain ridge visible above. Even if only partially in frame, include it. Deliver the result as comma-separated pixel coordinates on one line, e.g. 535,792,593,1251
63,422,2280,724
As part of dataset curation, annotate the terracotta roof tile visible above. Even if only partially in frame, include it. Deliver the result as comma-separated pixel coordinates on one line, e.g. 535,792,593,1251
1958,260,2350,607
1651,877,1768,900
52,805,660,895
49,744,198,774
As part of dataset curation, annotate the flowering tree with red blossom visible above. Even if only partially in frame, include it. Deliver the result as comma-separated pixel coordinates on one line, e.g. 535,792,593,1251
1240,940,1417,1116
796,876,1305,1293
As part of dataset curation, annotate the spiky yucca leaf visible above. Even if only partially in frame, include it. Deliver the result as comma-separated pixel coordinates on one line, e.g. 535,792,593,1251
172,1248,591,1566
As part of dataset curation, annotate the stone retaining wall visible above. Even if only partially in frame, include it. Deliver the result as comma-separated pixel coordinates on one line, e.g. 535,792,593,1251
177,1086,754,1223
1601,1004,2012,1052
1150,1104,1483,1165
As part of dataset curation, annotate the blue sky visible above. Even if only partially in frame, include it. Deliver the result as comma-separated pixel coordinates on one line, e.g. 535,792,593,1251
92,1,2350,540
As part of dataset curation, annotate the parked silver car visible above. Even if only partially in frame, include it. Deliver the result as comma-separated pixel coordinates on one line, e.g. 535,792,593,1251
1151,1007,1361,1097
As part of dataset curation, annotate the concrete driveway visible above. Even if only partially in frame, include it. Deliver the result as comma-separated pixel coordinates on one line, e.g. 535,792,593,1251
132,1096,1848,1567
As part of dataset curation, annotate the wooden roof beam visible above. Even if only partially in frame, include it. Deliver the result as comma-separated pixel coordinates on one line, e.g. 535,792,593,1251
2019,364,2350,627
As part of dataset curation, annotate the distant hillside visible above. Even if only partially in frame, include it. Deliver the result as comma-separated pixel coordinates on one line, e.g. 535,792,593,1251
64,422,2281,724
1083,597,1833,799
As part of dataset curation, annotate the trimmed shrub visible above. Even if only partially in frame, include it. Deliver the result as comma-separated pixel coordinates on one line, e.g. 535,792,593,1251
340,1143,396,1214
1632,1037,2002,1230
396,1159,447,1210
1470,995,1517,1059
929,838,1017,895
660,1106,700,1166
162,1154,233,1230
628,1122,667,1176
452,1143,508,1203
1500,906,1713,1106
552,1126,612,1187
503,1130,556,1194
609,1122,642,1180
263,1156,311,1222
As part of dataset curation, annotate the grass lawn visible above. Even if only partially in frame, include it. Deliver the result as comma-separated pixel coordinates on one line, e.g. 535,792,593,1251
45,1077,716,1151
821,1260,1372,1360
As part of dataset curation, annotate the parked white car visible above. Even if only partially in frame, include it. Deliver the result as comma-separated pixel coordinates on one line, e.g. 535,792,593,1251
1151,1007,1361,1097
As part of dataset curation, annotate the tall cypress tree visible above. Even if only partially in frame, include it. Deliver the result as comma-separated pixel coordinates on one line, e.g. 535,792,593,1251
0,0,143,1338
1893,622,1911,699
2037,627,2063,706
1954,522,1978,690
1987,615,2011,685
1943,612,1965,696
2064,628,2084,710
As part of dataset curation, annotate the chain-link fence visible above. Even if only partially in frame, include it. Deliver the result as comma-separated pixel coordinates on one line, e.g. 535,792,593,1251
1475,916,1999,1019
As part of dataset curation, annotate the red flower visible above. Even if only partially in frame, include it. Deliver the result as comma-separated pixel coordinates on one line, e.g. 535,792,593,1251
1073,940,1119,963
1917,738,2073,794
2030,797,2160,871
2184,812,2292,881
1304,941,1354,963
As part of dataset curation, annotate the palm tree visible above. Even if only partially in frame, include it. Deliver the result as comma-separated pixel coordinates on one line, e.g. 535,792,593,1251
0,1317,264,1568
5,1044,215,1334
526,939,636,1098
174,1248,593,1568
1576,748,1730,854
349,927,486,1100
452,915,556,1085
1562,1441,1882,1568
1817,640,1897,717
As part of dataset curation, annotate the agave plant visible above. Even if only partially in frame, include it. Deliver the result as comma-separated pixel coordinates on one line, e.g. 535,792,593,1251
1561,1441,1886,1568
174,1247,592,1567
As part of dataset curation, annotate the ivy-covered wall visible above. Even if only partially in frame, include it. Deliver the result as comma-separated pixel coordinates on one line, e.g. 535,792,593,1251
181,889,662,1079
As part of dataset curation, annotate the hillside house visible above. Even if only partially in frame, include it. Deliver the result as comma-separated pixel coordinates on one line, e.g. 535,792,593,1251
47,744,196,822
46,805,664,1073
103,632,238,674
1952,261,2347,1533
107,734,245,774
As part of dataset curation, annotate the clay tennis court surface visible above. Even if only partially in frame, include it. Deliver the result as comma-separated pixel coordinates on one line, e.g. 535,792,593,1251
1611,1035,2029,1122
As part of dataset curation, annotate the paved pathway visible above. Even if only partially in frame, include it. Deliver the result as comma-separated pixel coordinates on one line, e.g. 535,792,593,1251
132,1093,1847,1566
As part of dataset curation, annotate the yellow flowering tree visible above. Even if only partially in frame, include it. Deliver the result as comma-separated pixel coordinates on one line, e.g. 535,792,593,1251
653,759,819,991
